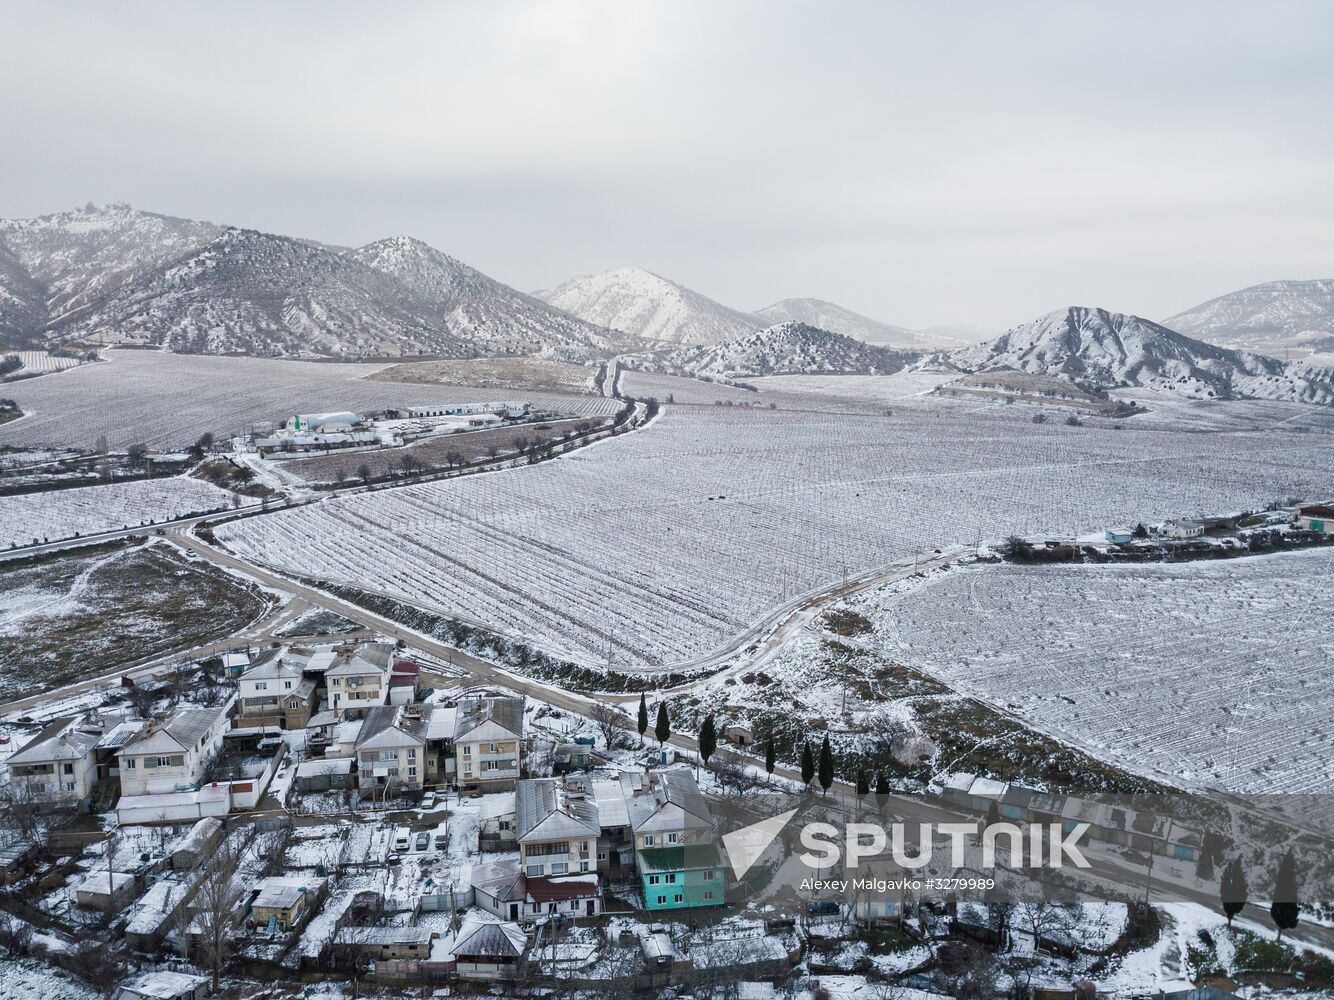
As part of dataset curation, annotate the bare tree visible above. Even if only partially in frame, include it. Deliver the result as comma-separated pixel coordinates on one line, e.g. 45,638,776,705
589,702,630,750
190,834,245,991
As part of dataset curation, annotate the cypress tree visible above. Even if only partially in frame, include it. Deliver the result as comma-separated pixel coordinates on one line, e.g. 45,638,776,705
800,742,814,787
764,739,776,782
1220,857,1248,928
698,715,717,771
1270,850,1299,941
655,702,670,747
855,770,870,796
817,734,834,796
637,693,648,743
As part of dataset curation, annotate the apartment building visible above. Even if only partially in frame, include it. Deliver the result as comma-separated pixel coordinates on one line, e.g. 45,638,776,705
454,696,524,791
325,645,392,719
354,704,431,790
237,650,317,729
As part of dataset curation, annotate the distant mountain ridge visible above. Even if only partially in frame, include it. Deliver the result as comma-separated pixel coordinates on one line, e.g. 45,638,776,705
933,306,1334,406
0,203,618,359
666,321,912,379
754,297,956,349
1165,278,1334,356
534,266,762,346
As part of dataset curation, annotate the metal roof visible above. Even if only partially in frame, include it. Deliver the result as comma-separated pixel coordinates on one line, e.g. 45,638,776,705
7,716,102,765
515,778,600,843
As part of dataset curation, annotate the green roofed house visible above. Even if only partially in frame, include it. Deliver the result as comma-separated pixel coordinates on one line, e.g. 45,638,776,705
621,770,724,911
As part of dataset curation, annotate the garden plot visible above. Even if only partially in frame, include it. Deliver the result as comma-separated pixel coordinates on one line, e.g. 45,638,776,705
370,357,599,395
0,540,270,696
0,349,620,451
862,549,1334,794
0,475,250,548
217,395,1332,671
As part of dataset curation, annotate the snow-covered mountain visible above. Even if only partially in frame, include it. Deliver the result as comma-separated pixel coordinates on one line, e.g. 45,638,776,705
534,266,761,346
348,236,620,358
754,297,943,349
0,204,621,359
667,321,912,379
935,306,1334,406
1165,279,1334,356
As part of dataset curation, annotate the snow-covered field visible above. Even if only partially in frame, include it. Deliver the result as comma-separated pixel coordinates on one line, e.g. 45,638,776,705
0,476,251,548
217,395,1333,670
0,350,620,451
3,350,88,376
861,549,1334,794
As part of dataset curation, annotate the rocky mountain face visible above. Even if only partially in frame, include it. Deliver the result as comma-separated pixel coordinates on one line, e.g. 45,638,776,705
349,237,620,358
666,321,912,379
534,266,761,346
0,204,618,359
1165,279,1334,356
754,297,944,349
936,306,1334,406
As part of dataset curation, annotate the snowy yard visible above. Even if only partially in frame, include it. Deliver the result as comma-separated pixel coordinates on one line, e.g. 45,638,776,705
217,392,1332,670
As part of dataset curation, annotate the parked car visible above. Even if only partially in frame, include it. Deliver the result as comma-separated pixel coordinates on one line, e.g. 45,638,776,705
434,832,448,850
421,791,437,810
415,831,431,852
393,827,411,851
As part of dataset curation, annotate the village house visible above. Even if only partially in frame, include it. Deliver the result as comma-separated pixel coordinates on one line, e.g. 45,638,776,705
479,790,518,850
325,645,392,718
387,657,422,705
354,704,430,790
237,649,318,730
1158,519,1206,539
516,778,601,878
5,715,103,802
454,696,525,791
334,925,437,962
621,770,725,911
117,701,233,797
76,869,139,911
430,914,528,980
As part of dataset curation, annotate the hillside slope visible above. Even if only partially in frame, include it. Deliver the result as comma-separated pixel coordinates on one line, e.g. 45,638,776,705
535,266,760,346
349,236,620,358
667,321,911,379
937,306,1334,405
1165,278,1334,356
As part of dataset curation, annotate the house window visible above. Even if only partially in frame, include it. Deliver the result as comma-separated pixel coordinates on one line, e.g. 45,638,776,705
462,746,472,756
704,890,714,901
407,748,416,759
485,761,499,771
284,681,293,689
255,682,267,690
656,895,667,905
62,763,74,775
64,782,75,792
526,864,545,877
667,832,678,844
597,851,607,862
408,767,417,777
648,875,661,886
643,835,655,847
703,870,715,881
550,863,567,875
673,894,683,904
665,873,676,884
125,759,136,769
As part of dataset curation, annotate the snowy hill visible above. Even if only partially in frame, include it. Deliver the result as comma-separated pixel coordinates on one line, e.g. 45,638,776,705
754,297,945,349
534,266,761,346
666,321,912,379
936,306,1334,405
1165,279,1334,357
349,236,621,358
0,204,625,359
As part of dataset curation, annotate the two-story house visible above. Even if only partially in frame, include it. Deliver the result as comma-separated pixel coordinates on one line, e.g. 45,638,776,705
353,704,431,790
621,770,724,911
454,697,524,791
237,650,317,730
6,716,103,802
324,645,392,719
515,778,601,879
117,702,233,797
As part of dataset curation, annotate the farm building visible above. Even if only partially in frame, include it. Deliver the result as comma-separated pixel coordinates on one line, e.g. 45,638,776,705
286,412,361,432
407,401,528,419
334,925,437,962
1158,519,1205,539
1104,528,1133,544
1297,503,1334,533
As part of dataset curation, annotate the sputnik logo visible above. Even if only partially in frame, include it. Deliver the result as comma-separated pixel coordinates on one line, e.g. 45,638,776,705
721,808,798,878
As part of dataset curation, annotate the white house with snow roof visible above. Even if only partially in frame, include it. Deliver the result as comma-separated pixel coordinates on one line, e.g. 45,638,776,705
117,700,233,797
454,696,524,790
325,644,392,718
5,716,103,801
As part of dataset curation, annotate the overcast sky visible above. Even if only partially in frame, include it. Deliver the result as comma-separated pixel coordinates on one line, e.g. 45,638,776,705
2,1,1332,329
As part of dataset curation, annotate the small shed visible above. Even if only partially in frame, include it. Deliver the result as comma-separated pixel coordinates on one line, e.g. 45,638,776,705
171,817,225,871
76,869,139,911
115,969,211,1000
722,724,754,747
295,757,356,792
1104,528,1133,544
